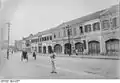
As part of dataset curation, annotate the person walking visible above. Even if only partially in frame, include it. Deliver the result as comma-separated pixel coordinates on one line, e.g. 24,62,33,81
12,50,13,54
24,50,28,62
75,49,78,56
7,49,9,60
33,50,36,60
21,50,23,61
50,51,57,73
21,49,28,62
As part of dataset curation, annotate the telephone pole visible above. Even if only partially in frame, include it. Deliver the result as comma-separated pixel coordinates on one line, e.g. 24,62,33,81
118,1,120,28
6,22,11,60
66,25,71,56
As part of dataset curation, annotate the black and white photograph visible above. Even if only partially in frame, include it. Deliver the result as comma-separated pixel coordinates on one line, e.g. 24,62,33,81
0,0,120,80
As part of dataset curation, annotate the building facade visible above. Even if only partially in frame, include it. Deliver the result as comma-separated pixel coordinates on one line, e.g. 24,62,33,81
24,4,120,56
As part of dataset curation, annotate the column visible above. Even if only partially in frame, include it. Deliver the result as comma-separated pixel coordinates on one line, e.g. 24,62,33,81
46,45,48,54
72,40,75,54
83,39,88,55
100,36,106,54
37,44,39,53
62,43,64,54
41,46,43,53
0,28,1,50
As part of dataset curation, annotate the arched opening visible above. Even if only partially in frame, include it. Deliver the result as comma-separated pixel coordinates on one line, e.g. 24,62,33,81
54,44,62,54
64,43,71,54
88,41,100,54
75,42,84,54
43,46,46,54
38,46,42,53
106,39,120,55
48,46,52,54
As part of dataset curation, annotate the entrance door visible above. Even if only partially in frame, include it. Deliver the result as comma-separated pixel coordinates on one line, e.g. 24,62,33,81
88,41,100,54
39,46,42,53
54,44,62,54
75,42,84,54
106,39,119,55
43,46,46,54
64,43,71,54
48,46,52,54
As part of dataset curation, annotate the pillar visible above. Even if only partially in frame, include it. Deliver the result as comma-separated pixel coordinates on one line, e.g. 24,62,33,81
100,36,106,54
41,46,43,53
62,43,64,54
83,39,88,55
46,45,48,54
71,40,75,54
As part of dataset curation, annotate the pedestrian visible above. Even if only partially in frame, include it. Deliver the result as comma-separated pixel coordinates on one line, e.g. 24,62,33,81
7,49,9,60
24,50,28,62
33,50,36,60
21,50,24,61
12,50,13,54
50,51,57,73
75,49,78,56
21,49,28,62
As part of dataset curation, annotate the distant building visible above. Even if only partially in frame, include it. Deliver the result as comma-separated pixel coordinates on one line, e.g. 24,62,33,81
23,34,33,52
14,40,25,51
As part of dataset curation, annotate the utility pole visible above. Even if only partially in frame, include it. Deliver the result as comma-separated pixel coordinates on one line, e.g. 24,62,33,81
118,1,120,28
66,25,71,56
6,22,11,60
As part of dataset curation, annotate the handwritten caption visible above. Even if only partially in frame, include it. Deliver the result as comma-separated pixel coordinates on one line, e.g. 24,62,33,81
0,80,20,83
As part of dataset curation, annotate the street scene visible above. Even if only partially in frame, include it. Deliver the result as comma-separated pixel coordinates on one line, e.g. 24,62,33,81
0,0,120,79
0,51,119,79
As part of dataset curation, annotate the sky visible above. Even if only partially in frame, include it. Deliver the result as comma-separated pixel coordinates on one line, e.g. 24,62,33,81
0,0,119,45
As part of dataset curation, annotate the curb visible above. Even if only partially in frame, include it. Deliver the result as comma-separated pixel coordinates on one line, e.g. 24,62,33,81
57,55,120,60
0,50,7,72
37,53,120,60
13,52,120,60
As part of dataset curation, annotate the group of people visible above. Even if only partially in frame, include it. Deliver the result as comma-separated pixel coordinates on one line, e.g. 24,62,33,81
7,49,14,60
21,49,36,62
21,48,57,74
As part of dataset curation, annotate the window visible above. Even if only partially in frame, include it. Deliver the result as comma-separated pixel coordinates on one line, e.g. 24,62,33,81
58,31,60,38
42,37,44,41
84,24,91,32
73,28,77,36
69,28,72,36
50,36,52,40
45,37,47,41
93,22,100,31
39,38,41,42
112,17,117,28
63,29,66,37
79,26,83,34
42,37,45,41
47,36,49,40
54,33,56,38
36,39,37,42
36,38,39,42
102,20,110,30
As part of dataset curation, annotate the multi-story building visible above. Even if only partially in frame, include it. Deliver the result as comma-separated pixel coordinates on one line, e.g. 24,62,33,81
30,33,39,52
41,30,53,54
24,4,120,56
23,34,33,53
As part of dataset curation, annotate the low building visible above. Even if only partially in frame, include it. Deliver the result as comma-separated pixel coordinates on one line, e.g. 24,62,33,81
14,40,25,51
25,4,120,56
23,34,33,53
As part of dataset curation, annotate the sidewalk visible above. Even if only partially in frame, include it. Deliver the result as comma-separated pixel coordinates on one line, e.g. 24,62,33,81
0,49,7,76
36,53,120,60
